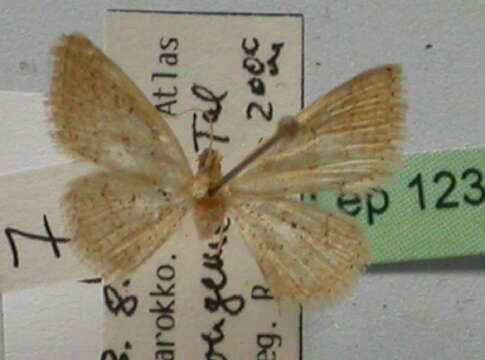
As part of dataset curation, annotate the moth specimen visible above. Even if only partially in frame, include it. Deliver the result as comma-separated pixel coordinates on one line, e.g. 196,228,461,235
49,34,405,305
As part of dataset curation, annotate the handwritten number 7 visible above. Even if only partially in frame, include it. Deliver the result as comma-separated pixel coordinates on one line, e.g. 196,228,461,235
4,214,70,268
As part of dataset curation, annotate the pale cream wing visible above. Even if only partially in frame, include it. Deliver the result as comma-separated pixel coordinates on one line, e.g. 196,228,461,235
63,171,190,278
230,65,406,195
229,195,369,305
49,34,192,188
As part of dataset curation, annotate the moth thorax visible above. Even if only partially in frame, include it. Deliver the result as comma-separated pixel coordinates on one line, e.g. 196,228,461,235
191,148,223,200
192,148,226,238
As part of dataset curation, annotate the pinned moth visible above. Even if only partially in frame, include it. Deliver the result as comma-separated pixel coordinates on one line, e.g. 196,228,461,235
49,34,406,305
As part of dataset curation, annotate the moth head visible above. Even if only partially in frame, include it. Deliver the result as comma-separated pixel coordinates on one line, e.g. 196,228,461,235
197,148,223,173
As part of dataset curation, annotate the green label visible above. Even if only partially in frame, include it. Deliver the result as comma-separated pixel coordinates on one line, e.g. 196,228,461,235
305,147,485,264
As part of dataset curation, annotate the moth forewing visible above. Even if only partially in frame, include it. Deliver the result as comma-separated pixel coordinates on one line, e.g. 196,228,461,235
227,65,406,196
48,34,192,188
295,64,406,192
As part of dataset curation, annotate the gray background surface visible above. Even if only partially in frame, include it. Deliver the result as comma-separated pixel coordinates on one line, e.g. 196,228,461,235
1,1,484,359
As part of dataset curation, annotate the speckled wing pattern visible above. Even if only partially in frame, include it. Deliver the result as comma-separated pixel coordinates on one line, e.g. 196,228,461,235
229,66,406,305
49,34,192,187
63,172,188,278
230,196,367,305
48,34,193,277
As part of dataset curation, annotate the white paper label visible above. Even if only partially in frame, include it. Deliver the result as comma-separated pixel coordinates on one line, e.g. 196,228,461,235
0,162,96,291
101,10,303,360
